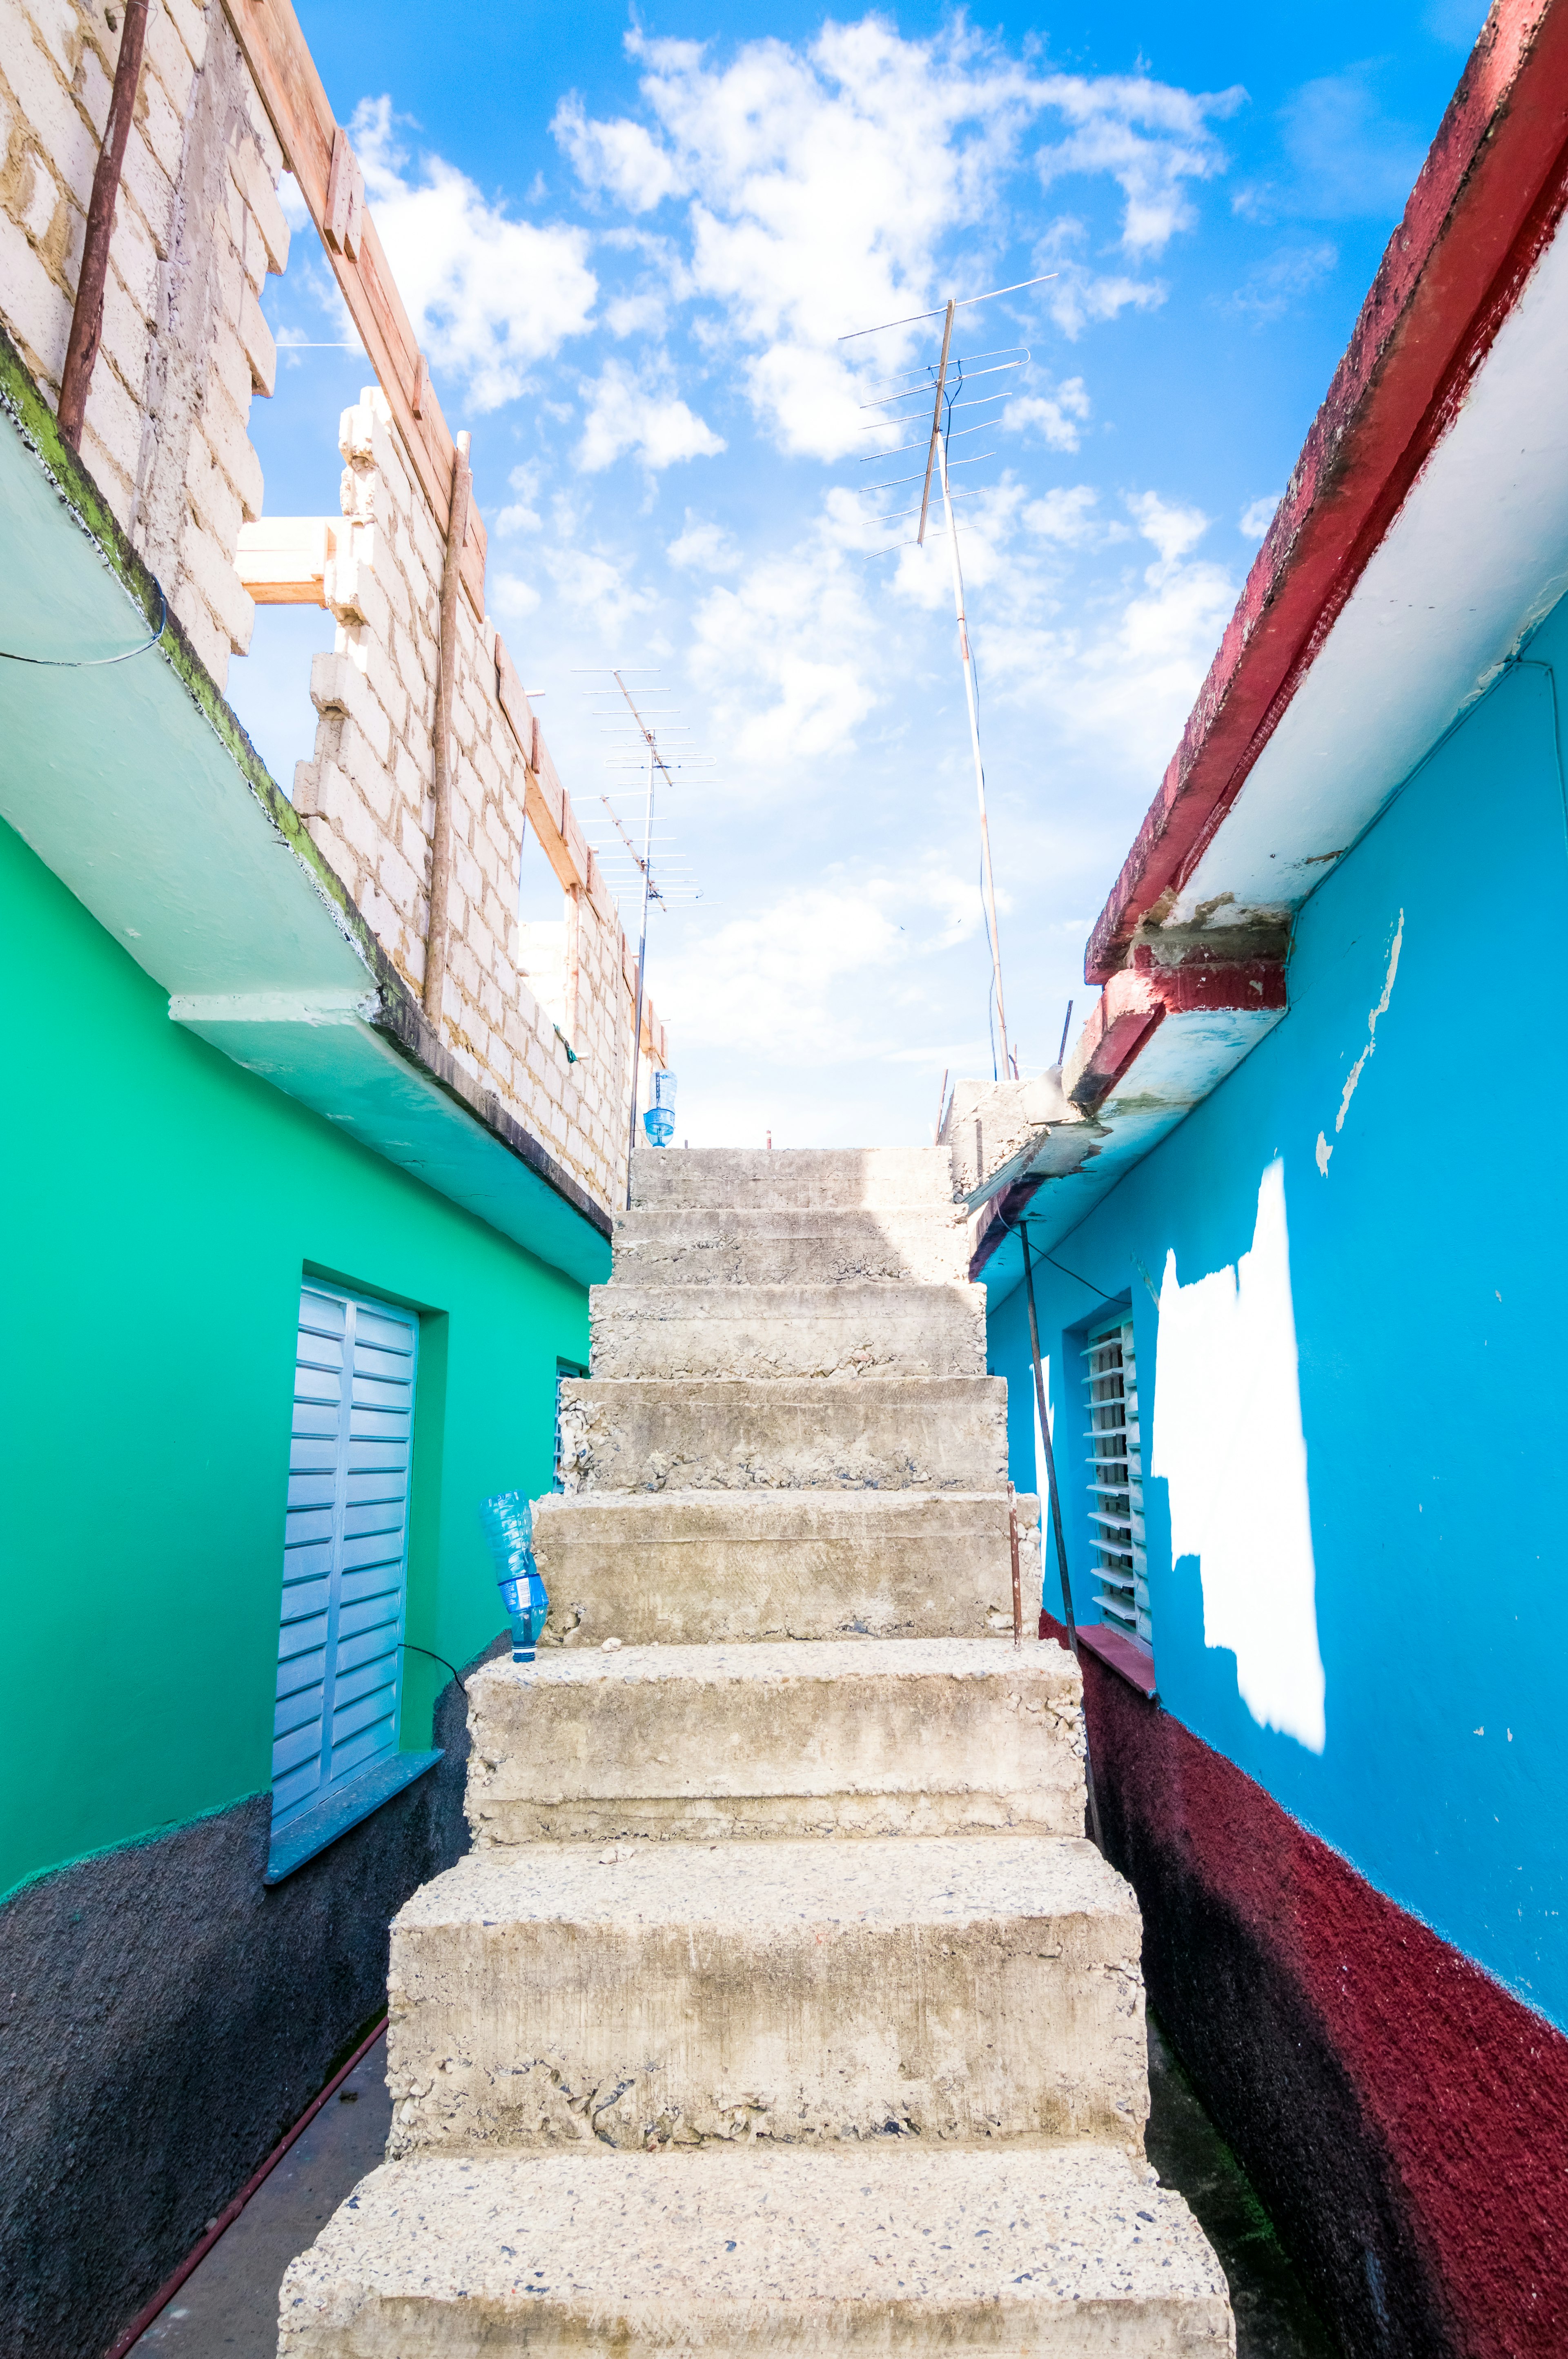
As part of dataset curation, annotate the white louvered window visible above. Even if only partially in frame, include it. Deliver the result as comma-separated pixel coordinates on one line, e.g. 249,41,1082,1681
1083,1316,1151,1653
271,1282,419,1836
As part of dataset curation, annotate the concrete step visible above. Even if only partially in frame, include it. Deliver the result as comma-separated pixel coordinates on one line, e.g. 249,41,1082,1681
385,1834,1145,2157
589,1282,985,1380
531,1489,1038,1646
557,1375,1007,1493
279,2144,1235,2355
630,1146,958,1212
610,1204,972,1287
466,1636,1086,1847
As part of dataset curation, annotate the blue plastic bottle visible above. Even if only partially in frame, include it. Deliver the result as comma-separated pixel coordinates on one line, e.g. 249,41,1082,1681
479,1490,549,1662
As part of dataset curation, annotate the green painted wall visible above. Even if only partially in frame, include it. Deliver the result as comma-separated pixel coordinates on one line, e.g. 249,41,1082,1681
0,816,590,1900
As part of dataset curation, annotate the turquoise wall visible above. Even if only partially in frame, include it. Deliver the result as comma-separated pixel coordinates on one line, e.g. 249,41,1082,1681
0,816,590,1900
988,598,1568,2033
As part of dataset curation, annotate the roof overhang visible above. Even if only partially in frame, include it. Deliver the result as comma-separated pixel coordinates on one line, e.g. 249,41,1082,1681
1088,0,1568,982
0,335,610,1290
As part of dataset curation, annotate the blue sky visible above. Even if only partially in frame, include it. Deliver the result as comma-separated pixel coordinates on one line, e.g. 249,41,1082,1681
232,0,1489,1147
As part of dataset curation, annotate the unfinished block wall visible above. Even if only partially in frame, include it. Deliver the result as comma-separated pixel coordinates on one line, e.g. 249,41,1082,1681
294,388,664,1217
0,0,285,688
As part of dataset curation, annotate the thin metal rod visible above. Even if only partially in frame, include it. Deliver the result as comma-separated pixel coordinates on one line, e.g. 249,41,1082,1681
1020,1222,1103,1850
837,272,1057,341
424,430,472,1024
936,427,1011,1076
1009,1485,1023,1649
58,0,149,450
617,670,659,1210
916,300,955,548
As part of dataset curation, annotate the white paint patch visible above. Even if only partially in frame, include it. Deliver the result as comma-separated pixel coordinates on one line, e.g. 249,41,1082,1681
1152,1161,1327,1751
1335,910,1403,1133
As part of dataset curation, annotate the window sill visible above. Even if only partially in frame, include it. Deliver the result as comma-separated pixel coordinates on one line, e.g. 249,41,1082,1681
264,1748,442,1885
1077,1622,1158,1698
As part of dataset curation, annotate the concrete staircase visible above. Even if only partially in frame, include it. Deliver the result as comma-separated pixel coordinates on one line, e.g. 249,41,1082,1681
279,1148,1234,2355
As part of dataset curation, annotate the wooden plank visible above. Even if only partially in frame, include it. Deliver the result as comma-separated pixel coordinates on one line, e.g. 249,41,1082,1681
236,515,330,604
220,0,486,616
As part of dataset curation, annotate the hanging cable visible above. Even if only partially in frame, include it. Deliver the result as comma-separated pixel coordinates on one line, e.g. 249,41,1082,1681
0,589,166,667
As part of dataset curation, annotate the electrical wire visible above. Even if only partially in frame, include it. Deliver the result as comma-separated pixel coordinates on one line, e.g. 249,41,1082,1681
398,1641,468,1695
0,588,166,667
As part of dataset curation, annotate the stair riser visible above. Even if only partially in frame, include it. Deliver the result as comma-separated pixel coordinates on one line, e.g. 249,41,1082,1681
532,1501,1038,1646
611,1211,971,1287
558,1377,1007,1493
590,1287,985,1382
631,1148,958,1212
387,1911,1147,2157
467,1656,1085,1847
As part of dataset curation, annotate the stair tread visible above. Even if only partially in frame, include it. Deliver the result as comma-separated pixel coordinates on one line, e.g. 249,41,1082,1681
279,2145,1232,2347
397,1832,1128,1933
472,1634,1072,1692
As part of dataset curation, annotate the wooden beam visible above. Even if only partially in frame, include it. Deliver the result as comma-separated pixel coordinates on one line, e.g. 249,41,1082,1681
234,516,332,604
219,0,486,616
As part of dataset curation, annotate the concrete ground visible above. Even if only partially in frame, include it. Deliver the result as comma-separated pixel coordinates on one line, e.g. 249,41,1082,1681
131,2013,1336,2359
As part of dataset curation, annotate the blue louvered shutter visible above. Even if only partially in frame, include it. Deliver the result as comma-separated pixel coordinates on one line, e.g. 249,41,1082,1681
272,1282,419,1831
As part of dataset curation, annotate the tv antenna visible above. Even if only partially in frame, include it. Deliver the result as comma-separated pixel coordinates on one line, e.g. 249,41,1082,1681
841,272,1056,1081
574,669,702,1205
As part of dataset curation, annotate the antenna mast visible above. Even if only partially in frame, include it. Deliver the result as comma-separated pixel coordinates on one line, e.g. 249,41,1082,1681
843,274,1056,1079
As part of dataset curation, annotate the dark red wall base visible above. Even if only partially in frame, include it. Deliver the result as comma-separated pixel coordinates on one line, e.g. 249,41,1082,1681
1043,1615,1568,2359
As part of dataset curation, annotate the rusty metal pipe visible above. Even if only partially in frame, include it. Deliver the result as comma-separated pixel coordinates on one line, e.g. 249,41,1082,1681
58,0,150,452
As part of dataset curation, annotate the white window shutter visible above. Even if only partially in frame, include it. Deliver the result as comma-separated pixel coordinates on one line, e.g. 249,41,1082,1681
272,1283,419,1831
1082,1316,1151,1653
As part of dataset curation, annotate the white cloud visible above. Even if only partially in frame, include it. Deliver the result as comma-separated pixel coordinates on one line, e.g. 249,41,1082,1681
494,463,541,538
1002,377,1091,451
554,94,684,212
541,542,658,642
1125,488,1211,575
1034,73,1245,254
1239,493,1281,540
688,493,885,764
353,96,597,411
557,23,1232,459
492,572,541,620
667,516,742,572
576,358,725,472
1023,485,1117,545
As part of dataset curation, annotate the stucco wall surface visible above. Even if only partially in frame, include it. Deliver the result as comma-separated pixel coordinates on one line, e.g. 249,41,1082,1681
0,0,285,687
991,592,1568,2036
0,1660,493,2359
1058,1631,1567,2359
0,812,589,1902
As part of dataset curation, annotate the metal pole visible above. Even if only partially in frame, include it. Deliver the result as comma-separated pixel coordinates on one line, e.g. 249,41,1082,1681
1019,1220,1103,1850
936,428,1011,1078
624,717,655,1208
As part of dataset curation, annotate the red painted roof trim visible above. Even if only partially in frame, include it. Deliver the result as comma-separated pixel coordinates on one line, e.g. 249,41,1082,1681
1085,0,1568,986
1064,957,1287,1113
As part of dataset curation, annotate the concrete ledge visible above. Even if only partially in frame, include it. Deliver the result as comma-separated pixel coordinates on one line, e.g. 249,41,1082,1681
265,1750,442,1884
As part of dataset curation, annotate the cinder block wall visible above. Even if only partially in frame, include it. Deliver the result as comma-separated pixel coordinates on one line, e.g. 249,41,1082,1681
0,0,285,687
2,2,666,1216
296,387,660,1214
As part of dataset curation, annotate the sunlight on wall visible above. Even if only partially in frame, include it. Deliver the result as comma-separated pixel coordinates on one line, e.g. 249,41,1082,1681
1152,1160,1327,1752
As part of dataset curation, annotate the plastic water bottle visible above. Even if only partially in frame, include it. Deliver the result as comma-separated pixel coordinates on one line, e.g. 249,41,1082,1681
479,1491,549,1662
643,1068,677,1146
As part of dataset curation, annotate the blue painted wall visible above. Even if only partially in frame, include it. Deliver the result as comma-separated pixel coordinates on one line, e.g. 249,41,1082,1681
987,596,1568,2033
